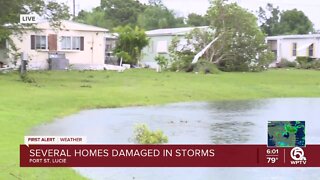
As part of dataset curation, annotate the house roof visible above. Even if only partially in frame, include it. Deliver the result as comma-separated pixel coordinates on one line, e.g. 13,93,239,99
267,34,320,40
36,20,109,32
105,33,118,39
146,26,209,37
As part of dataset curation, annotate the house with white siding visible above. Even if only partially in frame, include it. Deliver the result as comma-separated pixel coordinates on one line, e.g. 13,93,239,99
1,20,112,70
267,34,320,66
141,26,208,69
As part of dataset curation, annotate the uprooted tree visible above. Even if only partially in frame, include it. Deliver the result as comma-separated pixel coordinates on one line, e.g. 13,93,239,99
168,27,216,72
207,0,274,72
169,0,274,72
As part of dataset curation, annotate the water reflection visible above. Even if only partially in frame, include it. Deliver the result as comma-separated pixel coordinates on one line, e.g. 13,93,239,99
210,121,255,143
207,99,264,113
30,98,320,180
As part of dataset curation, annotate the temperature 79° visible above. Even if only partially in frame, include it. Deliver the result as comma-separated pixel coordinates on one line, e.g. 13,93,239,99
267,157,278,164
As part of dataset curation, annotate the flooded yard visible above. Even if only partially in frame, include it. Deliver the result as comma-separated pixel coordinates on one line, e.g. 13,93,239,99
30,98,320,180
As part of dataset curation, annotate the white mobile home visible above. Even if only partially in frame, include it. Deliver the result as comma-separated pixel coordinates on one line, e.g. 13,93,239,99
267,34,320,65
141,26,208,69
2,20,111,70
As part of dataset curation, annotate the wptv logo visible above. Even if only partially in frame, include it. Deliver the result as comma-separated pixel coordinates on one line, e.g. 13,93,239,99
20,14,38,24
290,147,307,165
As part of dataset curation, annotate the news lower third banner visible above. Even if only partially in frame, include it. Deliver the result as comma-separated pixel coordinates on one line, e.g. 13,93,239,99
20,144,320,167
21,121,311,167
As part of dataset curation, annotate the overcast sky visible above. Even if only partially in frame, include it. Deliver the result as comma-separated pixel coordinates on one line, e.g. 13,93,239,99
63,0,320,29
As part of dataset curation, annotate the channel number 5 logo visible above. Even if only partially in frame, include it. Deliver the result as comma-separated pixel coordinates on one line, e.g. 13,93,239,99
290,147,307,161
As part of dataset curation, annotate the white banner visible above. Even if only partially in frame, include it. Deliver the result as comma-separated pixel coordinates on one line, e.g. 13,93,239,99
24,136,87,146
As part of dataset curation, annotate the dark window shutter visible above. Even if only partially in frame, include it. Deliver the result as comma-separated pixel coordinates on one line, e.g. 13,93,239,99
48,34,57,51
80,37,84,51
31,35,35,50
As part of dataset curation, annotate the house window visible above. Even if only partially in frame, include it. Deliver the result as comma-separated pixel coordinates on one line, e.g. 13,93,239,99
308,43,314,57
156,41,168,54
61,36,72,50
292,43,297,56
61,36,84,51
31,35,47,50
72,36,81,50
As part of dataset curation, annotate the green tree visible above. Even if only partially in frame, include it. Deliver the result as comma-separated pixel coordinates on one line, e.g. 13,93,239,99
258,3,281,36
75,7,110,29
187,13,209,27
0,0,70,41
114,25,149,65
0,0,69,79
208,0,273,72
258,4,314,35
277,9,314,35
174,17,187,28
101,0,145,28
137,4,185,30
76,0,185,30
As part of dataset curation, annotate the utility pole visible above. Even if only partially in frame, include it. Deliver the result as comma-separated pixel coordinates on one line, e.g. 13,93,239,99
73,0,76,18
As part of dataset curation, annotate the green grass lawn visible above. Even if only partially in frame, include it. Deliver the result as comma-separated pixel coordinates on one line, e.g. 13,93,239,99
1,69,320,179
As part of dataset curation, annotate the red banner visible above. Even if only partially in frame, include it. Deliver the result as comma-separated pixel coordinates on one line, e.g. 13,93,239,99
20,145,319,167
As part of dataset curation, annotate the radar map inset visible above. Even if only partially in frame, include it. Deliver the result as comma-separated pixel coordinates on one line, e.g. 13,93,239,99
268,121,305,147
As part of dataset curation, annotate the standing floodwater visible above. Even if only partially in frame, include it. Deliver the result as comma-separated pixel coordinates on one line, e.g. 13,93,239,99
30,98,320,180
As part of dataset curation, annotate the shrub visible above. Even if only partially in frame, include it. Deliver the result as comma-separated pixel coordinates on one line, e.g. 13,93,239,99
133,124,168,144
296,57,320,69
116,51,132,64
154,55,169,71
312,61,320,70
296,56,314,66
170,51,194,72
298,60,320,70
20,74,36,83
187,60,220,74
278,58,297,68
217,55,250,72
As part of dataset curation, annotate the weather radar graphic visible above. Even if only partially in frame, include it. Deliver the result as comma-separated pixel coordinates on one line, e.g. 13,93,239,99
268,121,305,147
